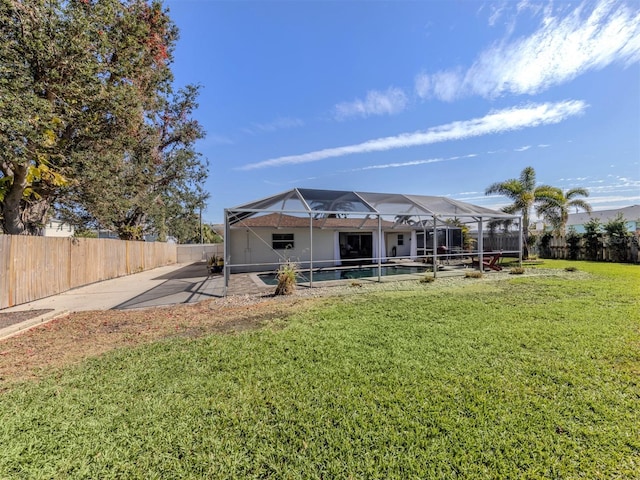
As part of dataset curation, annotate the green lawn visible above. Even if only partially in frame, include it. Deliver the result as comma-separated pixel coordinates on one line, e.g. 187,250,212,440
1,260,639,479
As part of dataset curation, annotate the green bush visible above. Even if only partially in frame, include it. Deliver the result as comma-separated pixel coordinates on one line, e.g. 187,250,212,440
583,218,602,260
566,226,582,260
538,232,553,258
604,213,630,262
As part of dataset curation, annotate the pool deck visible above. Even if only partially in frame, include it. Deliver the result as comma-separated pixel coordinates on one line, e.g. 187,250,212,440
228,260,475,294
222,256,504,296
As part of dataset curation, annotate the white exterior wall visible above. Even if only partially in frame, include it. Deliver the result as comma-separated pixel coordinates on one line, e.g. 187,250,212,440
229,227,339,272
385,231,411,257
176,244,224,263
43,219,75,238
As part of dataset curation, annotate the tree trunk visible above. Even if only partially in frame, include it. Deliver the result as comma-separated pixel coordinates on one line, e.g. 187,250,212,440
116,210,146,240
21,198,51,235
1,164,28,235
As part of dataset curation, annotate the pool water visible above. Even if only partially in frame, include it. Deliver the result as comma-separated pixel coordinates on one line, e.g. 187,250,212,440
258,265,429,285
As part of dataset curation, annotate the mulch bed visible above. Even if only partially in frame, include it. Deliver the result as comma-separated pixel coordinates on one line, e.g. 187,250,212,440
0,310,54,329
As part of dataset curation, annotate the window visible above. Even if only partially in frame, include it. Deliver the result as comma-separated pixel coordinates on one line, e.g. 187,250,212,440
397,234,404,246
272,233,294,250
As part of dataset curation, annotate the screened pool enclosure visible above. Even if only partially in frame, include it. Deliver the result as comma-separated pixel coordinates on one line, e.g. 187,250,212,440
224,188,521,291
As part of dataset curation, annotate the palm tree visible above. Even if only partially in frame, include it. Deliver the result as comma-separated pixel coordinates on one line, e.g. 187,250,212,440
394,214,416,225
310,199,354,219
536,187,591,235
485,166,556,259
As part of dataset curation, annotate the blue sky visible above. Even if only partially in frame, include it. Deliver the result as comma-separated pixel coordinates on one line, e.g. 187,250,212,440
164,0,640,224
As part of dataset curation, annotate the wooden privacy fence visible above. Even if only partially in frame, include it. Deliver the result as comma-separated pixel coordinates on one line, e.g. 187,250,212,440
176,243,224,264
538,234,640,263
470,233,521,254
0,236,177,309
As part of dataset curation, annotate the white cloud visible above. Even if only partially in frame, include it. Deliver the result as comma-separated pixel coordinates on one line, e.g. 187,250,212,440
588,195,640,204
415,0,640,100
414,72,431,98
415,69,465,102
351,153,479,172
488,3,507,27
334,87,408,120
356,157,446,171
514,145,532,151
208,134,234,146
239,100,587,170
249,117,304,133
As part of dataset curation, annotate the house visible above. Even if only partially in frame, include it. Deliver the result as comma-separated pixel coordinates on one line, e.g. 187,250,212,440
224,188,520,273
43,219,75,237
567,205,640,234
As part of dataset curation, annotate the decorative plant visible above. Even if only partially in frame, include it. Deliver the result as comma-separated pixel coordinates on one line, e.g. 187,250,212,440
275,260,298,295
604,213,630,262
566,227,582,260
583,218,602,261
465,271,483,279
538,232,553,258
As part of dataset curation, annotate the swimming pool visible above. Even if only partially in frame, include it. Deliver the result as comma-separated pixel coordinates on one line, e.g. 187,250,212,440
257,265,430,285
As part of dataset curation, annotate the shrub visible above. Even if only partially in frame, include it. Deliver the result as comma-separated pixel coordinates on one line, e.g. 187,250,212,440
583,218,602,260
420,275,435,283
509,267,525,275
275,260,298,295
73,228,98,238
604,213,630,262
465,271,483,279
566,227,582,260
538,232,553,258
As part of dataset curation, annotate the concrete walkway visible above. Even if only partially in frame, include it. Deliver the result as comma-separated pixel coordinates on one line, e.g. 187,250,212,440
0,262,225,340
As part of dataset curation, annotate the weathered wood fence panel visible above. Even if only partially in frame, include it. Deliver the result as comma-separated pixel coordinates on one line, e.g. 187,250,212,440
0,236,177,309
0,237,11,307
538,235,640,263
470,233,521,254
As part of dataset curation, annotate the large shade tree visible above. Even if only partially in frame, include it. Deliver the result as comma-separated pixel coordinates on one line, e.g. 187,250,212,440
60,85,209,240
0,0,208,239
485,166,556,258
536,187,592,234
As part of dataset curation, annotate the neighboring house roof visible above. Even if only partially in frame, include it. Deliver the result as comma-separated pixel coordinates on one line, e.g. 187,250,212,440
210,224,225,236
567,205,640,227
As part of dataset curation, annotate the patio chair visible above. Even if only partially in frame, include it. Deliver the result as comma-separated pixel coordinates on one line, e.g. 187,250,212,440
471,252,503,271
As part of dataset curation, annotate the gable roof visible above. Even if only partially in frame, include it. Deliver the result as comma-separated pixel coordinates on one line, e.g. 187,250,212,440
567,205,640,227
227,188,518,226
